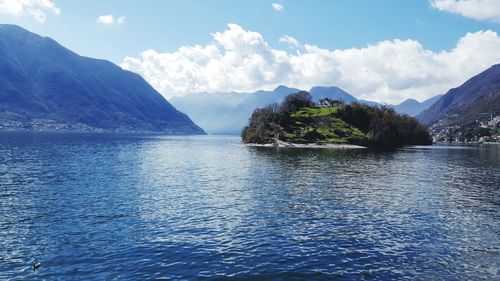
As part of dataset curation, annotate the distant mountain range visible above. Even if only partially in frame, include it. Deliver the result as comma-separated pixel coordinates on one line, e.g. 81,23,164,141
416,64,500,142
171,86,441,134
394,95,443,117
0,24,204,134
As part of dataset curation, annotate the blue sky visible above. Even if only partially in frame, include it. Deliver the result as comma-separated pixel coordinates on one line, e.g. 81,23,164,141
1,0,500,103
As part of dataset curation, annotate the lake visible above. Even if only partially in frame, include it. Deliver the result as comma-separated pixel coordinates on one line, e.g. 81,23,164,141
0,133,498,280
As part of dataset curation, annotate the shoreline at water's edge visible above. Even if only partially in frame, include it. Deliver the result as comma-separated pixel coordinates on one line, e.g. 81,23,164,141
0,128,207,136
433,141,500,145
245,139,367,149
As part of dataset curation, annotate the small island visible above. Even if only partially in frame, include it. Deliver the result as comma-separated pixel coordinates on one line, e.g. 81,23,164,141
241,91,432,149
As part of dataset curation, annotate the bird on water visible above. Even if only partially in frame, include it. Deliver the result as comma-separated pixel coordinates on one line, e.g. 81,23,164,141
32,262,41,271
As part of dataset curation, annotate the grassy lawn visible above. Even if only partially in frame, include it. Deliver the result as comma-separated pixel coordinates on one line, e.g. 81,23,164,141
291,106,338,118
283,113,367,144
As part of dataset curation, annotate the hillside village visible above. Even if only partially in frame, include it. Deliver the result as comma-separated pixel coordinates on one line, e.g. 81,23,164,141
429,114,500,143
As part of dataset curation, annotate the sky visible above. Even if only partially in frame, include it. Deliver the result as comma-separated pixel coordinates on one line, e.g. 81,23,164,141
1,0,500,103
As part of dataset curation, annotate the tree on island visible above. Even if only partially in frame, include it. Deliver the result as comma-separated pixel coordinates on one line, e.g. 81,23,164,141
280,91,315,113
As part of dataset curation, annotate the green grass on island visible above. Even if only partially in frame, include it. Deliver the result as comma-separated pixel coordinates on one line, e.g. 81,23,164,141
241,91,432,149
284,113,365,144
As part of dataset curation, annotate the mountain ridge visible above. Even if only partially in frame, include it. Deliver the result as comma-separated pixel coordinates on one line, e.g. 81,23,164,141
394,95,443,117
416,64,500,142
417,64,500,126
171,85,441,134
0,24,204,134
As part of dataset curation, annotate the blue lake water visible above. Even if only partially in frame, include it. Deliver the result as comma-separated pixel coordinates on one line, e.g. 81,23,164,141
0,133,499,280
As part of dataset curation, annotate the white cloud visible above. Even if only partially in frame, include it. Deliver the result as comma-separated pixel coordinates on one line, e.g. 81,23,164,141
279,35,299,47
0,0,60,23
97,14,114,25
272,3,284,11
97,14,125,25
121,24,500,104
430,0,500,23
117,16,126,24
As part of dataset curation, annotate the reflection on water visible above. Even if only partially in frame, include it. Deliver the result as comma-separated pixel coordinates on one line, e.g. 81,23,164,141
0,133,499,280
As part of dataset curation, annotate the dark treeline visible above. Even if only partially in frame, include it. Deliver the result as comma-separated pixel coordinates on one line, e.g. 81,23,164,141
241,91,432,149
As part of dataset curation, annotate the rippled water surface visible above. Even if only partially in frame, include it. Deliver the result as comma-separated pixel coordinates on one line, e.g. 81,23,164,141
0,133,499,280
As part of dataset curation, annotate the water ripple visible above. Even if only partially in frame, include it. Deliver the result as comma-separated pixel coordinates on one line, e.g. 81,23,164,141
0,133,498,280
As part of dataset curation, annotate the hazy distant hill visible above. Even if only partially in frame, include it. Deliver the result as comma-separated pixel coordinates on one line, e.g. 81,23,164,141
172,85,372,134
171,85,440,134
393,95,443,116
417,64,500,127
309,86,357,103
171,86,300,134
0,24,204,134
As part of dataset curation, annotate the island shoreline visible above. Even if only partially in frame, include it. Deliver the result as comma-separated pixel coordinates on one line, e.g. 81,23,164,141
245,139,367,149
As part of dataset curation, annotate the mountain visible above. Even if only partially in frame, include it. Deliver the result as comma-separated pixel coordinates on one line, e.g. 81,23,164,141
359,99,383,107
170,81,442,135
309,86,385,107
233,86,302,113
417,64,500,126
309,86,357,103
171,86,300,134
170,85,382,134
0,24,204,134
393,95,443,116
